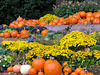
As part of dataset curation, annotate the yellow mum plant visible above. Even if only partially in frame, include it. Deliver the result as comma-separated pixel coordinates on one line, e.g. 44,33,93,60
39,14,59,23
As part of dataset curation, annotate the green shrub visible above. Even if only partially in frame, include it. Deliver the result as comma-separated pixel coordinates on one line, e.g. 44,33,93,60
53,1,100,18
0,0,55,25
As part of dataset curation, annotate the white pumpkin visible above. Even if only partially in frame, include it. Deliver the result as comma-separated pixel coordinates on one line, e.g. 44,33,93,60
20,65,31,75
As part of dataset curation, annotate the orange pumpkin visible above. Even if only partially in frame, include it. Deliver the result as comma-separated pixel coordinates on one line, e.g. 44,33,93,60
73,13,80,20
64,18,69,25
78,11,86,18
37,29,40,33
3,24,7,28
11,30,18,38
39,21,47,26
20,30,29,39
59,17,64,21
52,22,57,25
69,17,78,24
86,12,93,17
41,29,48,37
49,22,53,25
44,59,62,75
75,68,83,74
9,23,15,27
0,33,4,37
71,72,78,75
53,19,59,24
63,67,72,73
57,22,63,25
79,70,85,75
29,66,37,75
83,20,88,25
13,21,19,25
38,70,44,75
7,66,13,72
17,34,21,38
44,57,61,68
68,15,73,20
32,56,45,72
4,31,11,38
93,12,100,19
93,18,100,24
18,23,23,28
17,16,23,22
86,17,91,23
32,34,35,37
35,20,40,25
62,61,68,68
19,21,25,25
13,25,18,28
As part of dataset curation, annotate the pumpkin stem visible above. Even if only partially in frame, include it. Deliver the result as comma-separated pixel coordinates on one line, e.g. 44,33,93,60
50,56,52,60
32,65,34,68
25,61,28,65
84,69,88,74
37,55,40,59
24,27,25,30
39,69,42,72
52,57,55,62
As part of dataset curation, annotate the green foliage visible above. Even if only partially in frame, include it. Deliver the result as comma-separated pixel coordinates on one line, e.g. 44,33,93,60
0,0,55,25
0,44,10,56
90,45,100,50
53,34,63,45
53,1,100,18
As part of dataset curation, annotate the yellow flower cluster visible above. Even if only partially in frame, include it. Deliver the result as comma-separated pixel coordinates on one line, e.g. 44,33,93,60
60,31,97,49
39,14,59,23
1,40,100,63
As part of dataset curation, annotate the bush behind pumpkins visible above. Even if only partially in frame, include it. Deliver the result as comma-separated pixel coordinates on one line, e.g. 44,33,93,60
0,0,55,25
53,0,100,18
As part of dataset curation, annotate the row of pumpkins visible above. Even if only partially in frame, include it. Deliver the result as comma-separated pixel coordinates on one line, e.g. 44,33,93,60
0,30,29,39
2,10,100,28
7,56,94,75
48,10,100,25
0,28,49,38
3,16,47,28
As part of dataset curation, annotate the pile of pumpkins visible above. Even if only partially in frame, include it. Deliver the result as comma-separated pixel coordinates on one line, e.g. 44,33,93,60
3,16,47,28
7,56,94,75
48,10,100,25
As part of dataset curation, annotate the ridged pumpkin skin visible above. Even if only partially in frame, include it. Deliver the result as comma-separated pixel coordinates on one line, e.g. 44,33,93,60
13,65,21,73
11,30,18,38
4,32,11,38
32,58,45,72
20,30,29,39
44,60,62,75
29,67,37,75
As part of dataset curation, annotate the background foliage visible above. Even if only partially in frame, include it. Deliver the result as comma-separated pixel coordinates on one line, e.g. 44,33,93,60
53,0,100,18
0,0,55,25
